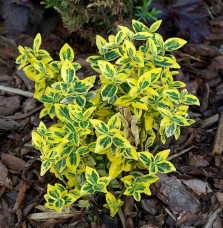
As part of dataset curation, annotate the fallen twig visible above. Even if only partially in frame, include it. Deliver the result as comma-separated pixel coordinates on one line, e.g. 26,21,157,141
118,207,127,228
168,146,194,161
204,206,222,228
2,106,43,120
212,110,223,154
0,85,34,97
201,114,219,128
164,207,176,221
28,210,81,221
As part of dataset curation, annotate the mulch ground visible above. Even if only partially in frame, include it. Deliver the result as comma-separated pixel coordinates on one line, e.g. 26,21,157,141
0,10,223,228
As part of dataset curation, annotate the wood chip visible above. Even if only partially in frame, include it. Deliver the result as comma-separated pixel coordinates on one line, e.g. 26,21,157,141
201,114,219,128
155,174,200,214
215,192,223,208
181,179,212,199
212,110,223,154
0,162,12,189
12,181,28,211
1,153,26,171
0,96,21,116
28,210,81,221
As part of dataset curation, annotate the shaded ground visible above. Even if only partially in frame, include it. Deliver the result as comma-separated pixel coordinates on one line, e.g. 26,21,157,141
0,7,223,228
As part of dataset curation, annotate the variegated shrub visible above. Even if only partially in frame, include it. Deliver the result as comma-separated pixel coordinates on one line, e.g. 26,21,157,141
16,20,199,216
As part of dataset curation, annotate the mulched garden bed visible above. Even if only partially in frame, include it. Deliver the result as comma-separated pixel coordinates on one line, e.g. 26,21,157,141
0,3,223,228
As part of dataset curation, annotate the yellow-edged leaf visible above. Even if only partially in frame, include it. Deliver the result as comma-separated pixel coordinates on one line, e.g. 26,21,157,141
154,149,170,163
95,135,112,153
60,43,74,62
33,33,41,53
107,113,121,130
164,38,187,51
90,119,108,134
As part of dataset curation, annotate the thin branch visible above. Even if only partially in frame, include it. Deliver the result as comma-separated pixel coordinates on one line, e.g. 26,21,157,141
204,206,222,228
151,119,161,154
129,0,134,20
0,85,34,97
52,165,71,190
139,110,145,151
118,207,127,228
3,106,43,120
167,146,194,161
164,207,176,221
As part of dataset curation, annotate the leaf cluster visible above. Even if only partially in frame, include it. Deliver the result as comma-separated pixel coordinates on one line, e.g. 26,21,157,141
16,20,199,216
135,0,161,22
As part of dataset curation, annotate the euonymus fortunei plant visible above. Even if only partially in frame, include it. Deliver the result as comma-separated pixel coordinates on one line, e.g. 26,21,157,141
16,20,199,216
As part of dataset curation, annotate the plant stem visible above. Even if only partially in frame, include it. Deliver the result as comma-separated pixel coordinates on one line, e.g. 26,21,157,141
151,119,161,154
52,164,72,189
129,0,134,20
117,187,125,200
129,160,137,174
139,110,145,151
151,140,161,154
117,161,137,199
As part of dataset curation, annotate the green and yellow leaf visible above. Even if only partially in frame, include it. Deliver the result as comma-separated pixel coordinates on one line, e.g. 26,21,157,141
60,43,75,62
164,38,187,51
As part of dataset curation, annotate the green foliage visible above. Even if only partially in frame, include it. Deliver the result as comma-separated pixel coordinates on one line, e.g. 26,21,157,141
135,0,161,22
41,0,160,43
43,0,69,10
16,20,199,216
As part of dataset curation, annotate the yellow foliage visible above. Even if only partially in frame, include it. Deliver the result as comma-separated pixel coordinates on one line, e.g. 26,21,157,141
16,20,199,215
